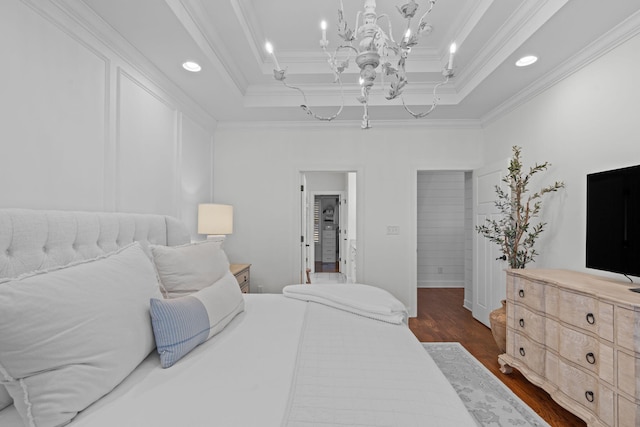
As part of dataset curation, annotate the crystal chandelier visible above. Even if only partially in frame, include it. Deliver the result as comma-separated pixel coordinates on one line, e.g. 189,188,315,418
265,0,456,129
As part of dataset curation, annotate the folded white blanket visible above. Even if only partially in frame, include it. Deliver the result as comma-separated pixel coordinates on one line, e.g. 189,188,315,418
282,283,408,325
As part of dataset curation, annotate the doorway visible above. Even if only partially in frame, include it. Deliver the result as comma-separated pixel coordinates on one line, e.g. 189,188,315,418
416,170,473,312
300,171,357,283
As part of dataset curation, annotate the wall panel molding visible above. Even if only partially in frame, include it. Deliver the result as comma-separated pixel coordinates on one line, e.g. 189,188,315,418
115,69,180,216
51,0,215,133
20,0,113,210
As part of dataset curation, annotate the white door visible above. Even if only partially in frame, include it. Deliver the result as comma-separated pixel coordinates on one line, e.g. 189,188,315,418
346,172,357,283
338,195,348,274
300,174,309,283
472,160,508,327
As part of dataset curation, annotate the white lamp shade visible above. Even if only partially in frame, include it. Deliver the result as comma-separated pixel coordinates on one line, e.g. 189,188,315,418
198,204,233,235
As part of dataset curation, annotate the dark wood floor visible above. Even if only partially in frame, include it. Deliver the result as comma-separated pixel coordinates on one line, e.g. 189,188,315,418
314,261,339,272
409,288,586,427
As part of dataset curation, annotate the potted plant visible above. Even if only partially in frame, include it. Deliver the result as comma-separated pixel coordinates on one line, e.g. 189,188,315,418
476,145,564,352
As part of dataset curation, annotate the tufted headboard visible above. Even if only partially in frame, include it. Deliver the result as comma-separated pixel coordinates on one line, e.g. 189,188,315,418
0,209,191,280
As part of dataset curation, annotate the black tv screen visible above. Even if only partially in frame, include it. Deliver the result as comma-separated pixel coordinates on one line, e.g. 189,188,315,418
586,164,640,277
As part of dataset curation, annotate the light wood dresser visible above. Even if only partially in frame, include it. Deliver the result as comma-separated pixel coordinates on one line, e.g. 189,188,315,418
499,269,640,427
230,264,251,294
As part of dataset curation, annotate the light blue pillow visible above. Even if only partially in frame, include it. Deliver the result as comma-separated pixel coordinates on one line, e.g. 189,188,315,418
150,271,245,368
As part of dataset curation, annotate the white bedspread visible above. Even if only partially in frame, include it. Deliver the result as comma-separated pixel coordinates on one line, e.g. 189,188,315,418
282,302,475,426
0,294,475,427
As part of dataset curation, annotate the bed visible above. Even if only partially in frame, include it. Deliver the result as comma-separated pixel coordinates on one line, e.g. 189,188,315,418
0,209,476,427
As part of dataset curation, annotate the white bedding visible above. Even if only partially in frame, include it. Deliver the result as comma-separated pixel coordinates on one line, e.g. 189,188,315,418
283,302,474,426
0,295,475,427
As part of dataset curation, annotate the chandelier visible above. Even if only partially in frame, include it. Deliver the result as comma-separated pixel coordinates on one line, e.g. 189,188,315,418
265,0,456,129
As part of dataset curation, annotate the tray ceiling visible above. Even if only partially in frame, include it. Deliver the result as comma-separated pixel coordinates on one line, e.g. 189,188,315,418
77,0,640,125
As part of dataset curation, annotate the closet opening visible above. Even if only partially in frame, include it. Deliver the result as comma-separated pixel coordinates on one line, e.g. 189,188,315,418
315,195,340,273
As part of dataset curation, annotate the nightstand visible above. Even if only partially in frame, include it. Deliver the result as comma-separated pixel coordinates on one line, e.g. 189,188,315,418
230,264,251,294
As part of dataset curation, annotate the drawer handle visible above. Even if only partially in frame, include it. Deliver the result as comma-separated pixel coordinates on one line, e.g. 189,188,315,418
585,391,594,403
519,347,526,357
519,318,525,328
518,289,525,298
586,313,595,325
586,352,596,365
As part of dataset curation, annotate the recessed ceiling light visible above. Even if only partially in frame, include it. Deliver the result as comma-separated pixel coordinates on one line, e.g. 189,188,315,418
515,55,538,67
182,61,202,72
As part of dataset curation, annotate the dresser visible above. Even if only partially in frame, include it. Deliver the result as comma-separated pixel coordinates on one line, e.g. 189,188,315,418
499,269,640,427
321,229,337,263
230,264,251,294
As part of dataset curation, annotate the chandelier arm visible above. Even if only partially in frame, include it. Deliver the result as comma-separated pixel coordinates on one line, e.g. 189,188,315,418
400,75,449,119
354,11,361,36
333,44,359,58
279,78,346,122
417,0,436,32
361,86,371,129
327,45,358,78
375,14,396,44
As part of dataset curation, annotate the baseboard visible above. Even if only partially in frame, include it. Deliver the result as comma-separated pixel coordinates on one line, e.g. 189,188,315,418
463,298,473,311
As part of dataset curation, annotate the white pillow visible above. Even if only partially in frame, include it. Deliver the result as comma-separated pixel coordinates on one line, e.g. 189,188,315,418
150,239,230,298
150,271,245,368
0,243,162,427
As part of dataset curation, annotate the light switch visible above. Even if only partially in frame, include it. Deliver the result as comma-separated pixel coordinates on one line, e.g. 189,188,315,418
387,225,400,235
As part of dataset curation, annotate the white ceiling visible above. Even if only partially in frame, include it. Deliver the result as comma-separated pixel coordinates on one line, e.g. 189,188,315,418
77,0,640,125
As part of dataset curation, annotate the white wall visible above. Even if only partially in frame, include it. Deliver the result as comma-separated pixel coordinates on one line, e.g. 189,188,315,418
0,0,215,238
417,171,466,288
483,32,640,281
213,124,483,315
306,172,346,192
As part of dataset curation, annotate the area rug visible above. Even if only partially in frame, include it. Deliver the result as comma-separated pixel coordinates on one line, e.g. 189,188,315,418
423,342,550,427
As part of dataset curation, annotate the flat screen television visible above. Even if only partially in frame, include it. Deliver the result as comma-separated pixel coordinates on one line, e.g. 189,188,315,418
586,164,640,277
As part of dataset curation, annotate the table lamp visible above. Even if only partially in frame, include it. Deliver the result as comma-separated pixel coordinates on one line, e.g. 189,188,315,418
198,204,233,238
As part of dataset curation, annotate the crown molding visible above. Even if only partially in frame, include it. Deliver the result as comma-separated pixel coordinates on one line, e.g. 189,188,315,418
454,0,569,100
481,8,640,125
216,118,482,132
170,0,247,95
439,0,494,62
231,0,266,70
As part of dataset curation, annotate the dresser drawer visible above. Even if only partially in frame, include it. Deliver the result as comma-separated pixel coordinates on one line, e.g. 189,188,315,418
617,350,640,400
236,271,249,285
239,281,249,294
510,276,545,312
616,306,640,353
558,290,614,341
511,332,545,376
558,324,614,384
619,394,640,427
510,303,545,345
322,247,335,255
558,359,614,424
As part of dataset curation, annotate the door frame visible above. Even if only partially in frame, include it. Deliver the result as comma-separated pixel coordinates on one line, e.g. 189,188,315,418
296,168,363,286
410,165,479,318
